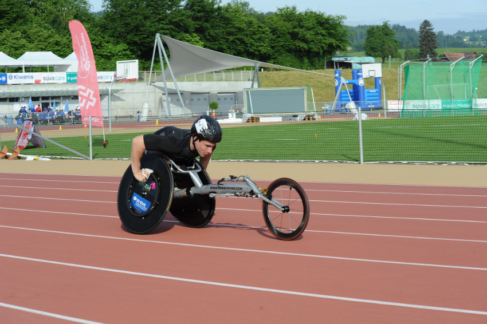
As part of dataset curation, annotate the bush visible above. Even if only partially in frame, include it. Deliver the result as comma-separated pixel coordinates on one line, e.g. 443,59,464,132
209,101,218,110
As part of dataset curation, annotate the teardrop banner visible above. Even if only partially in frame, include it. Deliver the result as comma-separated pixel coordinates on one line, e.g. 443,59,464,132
69,21,104,127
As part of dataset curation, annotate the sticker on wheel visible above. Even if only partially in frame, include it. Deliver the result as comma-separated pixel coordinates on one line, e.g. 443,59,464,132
130,192,151,213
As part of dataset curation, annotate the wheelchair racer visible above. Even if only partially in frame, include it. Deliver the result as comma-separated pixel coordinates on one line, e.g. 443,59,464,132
131,115,222,182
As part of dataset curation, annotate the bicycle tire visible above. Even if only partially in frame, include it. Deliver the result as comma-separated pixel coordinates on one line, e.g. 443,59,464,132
262,178,310,240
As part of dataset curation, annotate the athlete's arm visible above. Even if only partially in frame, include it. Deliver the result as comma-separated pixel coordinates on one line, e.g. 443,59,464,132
131,135,147,182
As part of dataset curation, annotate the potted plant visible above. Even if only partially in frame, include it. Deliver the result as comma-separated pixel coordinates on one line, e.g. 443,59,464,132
209,101,218,117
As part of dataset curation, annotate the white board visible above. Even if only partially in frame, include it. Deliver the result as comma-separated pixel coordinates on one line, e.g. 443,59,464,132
361,63,382,78
116,60,139,79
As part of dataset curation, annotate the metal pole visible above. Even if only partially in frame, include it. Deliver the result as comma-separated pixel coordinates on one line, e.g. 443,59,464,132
155,35,171,118
469,55,483,114
450,56,464,115
144,38,157,105
108,77,116,132
382,78,387,118
251,65,257,88
89,115,93,161
358,105,364,164
398,61,410,100
256,68,261,88
158,34,186,116
422,58,431,110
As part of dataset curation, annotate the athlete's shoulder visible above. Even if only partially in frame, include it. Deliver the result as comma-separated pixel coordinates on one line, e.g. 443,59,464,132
154,126,190,138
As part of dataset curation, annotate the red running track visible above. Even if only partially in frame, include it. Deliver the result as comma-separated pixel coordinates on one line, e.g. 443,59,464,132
0,172,486,323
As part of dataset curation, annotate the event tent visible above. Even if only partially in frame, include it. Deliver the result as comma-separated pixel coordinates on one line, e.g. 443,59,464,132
16,52,71,72
0,52,19,67
155,35,333,81
55,52,78,72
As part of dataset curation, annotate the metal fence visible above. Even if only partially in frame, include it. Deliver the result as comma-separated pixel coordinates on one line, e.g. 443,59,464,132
138,71,254,83
2,102,487,164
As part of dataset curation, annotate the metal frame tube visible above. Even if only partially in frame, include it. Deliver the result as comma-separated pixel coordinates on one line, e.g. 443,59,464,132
144,38,157,107
450,56,464,114
398,61,410,100
158,34,187,116
469,55,483,112
422,58,431,109
382,78,387,118
89,115,93,160
155,35,171,118
358,105,364,164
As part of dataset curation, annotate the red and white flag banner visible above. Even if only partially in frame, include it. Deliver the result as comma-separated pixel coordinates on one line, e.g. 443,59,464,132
69,21,104,127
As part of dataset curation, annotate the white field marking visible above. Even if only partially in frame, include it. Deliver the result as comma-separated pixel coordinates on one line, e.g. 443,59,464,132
0,195,115,204
0,178,119,184
309,200,487,209
2,183,485,199
218,207,487,224
8,194,485,209
1,207,486,242
0,207,118,218
0,185,117,193
223,196,487,209
0,172,120,179
0,302,103,324
3,173,487,190
1,254,486,315
1,225,486,271
303,189,487,198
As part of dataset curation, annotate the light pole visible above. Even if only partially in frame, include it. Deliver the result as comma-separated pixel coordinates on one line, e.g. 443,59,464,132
108,76,125,132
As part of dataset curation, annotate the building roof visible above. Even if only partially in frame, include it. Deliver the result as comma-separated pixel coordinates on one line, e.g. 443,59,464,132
441,52,477,61
0,89,123,98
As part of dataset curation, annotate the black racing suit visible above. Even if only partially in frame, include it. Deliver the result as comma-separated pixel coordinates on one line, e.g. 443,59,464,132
143,126,200,163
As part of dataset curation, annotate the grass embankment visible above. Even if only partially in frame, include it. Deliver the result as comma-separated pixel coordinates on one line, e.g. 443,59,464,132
259,68,403,104
4,115,487,162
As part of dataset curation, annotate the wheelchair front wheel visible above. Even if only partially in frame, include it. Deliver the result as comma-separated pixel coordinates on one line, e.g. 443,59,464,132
262,178,310,240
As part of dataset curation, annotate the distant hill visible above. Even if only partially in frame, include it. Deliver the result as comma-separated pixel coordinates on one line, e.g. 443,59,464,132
347,24,486,51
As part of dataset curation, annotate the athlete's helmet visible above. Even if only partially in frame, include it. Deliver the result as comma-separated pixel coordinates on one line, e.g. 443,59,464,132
190,115,222,143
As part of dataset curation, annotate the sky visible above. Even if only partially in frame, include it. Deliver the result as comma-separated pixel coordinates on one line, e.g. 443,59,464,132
87,0,486,35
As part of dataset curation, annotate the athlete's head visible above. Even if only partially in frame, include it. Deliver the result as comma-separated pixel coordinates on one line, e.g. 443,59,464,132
190,115,222,157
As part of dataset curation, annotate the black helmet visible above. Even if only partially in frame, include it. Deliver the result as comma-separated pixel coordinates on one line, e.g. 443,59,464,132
191,115,222,143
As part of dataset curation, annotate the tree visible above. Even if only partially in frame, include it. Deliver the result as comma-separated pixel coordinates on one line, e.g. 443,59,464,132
419,20,437,59
364,22,399,63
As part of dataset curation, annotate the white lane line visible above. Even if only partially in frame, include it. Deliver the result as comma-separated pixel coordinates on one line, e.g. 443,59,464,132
0,195,114,204
0,207,118,218
2,207,486,242
309,200,487,209
304,189,487,198
0,185,117,193
0,178,119,184
0,302,103,324
1,254,486,315
2,194,484,209
0,225,486,271
218,208,487,223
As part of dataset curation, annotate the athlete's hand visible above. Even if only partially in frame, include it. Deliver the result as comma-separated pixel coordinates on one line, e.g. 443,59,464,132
134,169,154,182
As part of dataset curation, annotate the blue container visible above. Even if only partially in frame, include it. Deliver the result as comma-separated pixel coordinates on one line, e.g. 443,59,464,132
17,118,22,125
137,114,140,121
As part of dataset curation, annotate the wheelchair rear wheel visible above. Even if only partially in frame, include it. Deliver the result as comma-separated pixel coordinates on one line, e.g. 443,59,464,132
117,153,174,234
170,160,216,228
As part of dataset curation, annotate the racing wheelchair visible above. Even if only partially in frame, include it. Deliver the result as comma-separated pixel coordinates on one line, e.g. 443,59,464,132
117,152,310,240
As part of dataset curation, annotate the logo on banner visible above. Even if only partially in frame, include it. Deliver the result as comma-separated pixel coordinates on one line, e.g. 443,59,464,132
78,85,96,110
358,78,364,87
8,74,13,80
76,32,92,78
0,74,7,84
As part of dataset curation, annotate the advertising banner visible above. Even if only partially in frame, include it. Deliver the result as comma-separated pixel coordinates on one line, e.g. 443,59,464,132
67,72,77,83
7,73,38,84
474,99,487,109
0,73,7,84
40,72,67,84
97,71,116,83
69,20,104,127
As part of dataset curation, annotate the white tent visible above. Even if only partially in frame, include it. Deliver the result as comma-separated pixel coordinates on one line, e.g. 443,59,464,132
55,52,78,72
0,52,19,67
156,35,332,81
16,51,71,72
